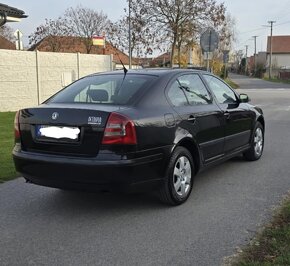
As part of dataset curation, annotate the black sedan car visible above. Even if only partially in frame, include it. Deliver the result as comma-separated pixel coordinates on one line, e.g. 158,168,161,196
13,69,265,205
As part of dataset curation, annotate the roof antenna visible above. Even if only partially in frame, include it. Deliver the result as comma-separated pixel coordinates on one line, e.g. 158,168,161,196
116,53,128,80
115,53,128,95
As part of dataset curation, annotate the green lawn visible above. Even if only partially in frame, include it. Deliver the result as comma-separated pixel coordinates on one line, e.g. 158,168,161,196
0,112,18,183
232,196,290,265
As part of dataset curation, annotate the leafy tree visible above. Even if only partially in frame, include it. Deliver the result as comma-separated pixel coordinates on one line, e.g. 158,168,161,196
130,0,226,67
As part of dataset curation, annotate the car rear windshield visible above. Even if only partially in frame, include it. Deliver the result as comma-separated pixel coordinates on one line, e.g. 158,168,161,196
47,74,157,105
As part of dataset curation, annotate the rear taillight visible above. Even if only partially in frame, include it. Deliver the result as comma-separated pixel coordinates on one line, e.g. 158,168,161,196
102,112,137,145
14,111,20,141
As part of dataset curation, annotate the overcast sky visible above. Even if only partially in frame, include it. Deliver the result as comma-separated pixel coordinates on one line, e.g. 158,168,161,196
4,0,290,56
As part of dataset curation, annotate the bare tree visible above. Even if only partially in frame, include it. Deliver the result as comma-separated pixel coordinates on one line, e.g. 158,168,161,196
130,0,226,67
29,18,66,51
0,24,15,41
29,6,110,54
218,14,236,51
63,5,110,54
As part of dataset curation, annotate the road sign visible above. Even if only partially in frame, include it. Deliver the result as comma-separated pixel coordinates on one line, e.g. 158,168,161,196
14,29,23,50
223,50,230,63
14,29,23,39
200,28,219,53
92,36,105,46
204,52,213,60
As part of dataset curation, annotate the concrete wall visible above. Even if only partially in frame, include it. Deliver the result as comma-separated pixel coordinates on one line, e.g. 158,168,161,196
264,53,290,78
271,54,290,69
0,49,112,111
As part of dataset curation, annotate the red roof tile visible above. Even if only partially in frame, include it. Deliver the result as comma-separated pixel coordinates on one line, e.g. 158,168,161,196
0,36,16,50
267,35,290,54
29,36,137,65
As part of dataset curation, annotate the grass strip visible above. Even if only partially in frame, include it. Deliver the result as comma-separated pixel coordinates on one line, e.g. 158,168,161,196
0,112,18,183
264,77,290,85
225,78,239,89
232,195,290,266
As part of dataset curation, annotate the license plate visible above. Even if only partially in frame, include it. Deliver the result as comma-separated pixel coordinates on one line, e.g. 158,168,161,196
36,125,80,140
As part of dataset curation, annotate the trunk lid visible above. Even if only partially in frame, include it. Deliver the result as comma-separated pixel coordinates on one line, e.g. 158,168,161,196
19,103,128,157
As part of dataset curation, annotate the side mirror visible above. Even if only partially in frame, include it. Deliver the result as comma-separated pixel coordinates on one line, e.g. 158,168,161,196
239,93,250,103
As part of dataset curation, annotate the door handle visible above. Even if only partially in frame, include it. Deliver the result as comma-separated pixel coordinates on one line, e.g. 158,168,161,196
224,111,230,119
187,115,196,123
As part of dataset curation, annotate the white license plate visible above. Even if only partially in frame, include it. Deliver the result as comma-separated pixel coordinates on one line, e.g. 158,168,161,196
36,126,80,140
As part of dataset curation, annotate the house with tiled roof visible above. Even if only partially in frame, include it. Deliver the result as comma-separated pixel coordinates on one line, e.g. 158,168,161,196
0,35,15,49
267,35,290,69
29,36,140,70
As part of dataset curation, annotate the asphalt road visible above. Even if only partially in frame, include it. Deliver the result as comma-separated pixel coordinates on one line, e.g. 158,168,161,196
1,74,290,266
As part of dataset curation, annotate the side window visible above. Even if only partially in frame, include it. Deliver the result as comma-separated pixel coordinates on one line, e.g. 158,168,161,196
167,80,188,107
203,75,237,104
177,74,211,105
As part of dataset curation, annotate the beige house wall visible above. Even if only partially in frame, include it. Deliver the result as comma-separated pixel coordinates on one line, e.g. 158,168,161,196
0,49,112,112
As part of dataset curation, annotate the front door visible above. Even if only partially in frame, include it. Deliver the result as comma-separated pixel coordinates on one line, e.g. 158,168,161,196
166,73,224,161
202,74,253,153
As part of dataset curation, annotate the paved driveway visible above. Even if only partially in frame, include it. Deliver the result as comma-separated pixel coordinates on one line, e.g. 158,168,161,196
1,74,290,266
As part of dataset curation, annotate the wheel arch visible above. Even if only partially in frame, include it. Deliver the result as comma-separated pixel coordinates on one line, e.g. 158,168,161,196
175,138,201,174
257,115,265,131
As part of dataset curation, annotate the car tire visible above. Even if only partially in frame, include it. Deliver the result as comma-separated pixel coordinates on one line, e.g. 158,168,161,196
243,121,264,161
158,147,194,206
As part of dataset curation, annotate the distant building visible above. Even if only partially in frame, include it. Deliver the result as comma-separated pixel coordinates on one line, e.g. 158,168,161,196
266,35,290,78
150,52,171,67
150,44,203,68
29,36,140,70
257,52,267,66
0,36,15,50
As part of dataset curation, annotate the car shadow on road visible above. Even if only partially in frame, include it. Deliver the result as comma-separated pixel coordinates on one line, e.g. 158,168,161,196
9,153,257,224
28,155,249,214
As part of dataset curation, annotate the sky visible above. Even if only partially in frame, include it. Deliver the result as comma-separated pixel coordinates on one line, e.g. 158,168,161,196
4,0,290,57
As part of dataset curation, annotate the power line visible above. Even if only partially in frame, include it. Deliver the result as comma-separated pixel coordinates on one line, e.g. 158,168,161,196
274,20,290,27
239,27,267,35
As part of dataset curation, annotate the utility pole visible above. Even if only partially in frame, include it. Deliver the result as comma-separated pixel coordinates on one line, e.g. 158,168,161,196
128,0,132,69
245,45,248,75
252,36,258,76
268,21,276,79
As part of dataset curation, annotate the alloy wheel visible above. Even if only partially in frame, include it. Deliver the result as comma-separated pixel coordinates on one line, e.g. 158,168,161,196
254,127,263,156
173,156,192,198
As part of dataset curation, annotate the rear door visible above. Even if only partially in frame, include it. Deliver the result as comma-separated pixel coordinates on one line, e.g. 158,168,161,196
166,73,224,162
202,74,253,153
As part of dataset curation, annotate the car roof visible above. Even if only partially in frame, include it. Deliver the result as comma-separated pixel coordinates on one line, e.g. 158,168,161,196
89,68,209,78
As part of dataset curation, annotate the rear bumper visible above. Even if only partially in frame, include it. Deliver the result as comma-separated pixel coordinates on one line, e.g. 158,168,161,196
13,147,166,192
